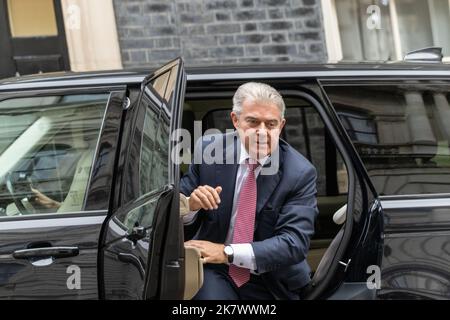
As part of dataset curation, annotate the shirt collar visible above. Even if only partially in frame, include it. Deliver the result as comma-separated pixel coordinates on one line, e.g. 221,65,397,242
238,141,270,167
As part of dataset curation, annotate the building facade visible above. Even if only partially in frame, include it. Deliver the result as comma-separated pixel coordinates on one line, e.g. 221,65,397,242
0,0,449,79
0,0,123,77
112,0,327,68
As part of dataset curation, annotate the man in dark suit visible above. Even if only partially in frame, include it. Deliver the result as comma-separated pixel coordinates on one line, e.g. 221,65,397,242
180,82,318,300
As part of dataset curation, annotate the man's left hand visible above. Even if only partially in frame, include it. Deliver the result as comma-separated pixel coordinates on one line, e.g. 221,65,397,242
184,240,227,264
31,187,61,209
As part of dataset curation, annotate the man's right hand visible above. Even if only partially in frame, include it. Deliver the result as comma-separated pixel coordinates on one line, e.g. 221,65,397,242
189,185,222,211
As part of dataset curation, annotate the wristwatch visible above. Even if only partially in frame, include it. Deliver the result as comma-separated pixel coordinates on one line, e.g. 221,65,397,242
224,245,234,264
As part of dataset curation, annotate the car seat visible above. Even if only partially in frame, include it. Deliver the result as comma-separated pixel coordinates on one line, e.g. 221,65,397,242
57,111,97,213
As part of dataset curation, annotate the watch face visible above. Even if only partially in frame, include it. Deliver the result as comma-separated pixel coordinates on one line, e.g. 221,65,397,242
224,246,233,255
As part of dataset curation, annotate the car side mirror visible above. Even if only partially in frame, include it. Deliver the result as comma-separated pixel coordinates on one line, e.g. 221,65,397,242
183,245,204,300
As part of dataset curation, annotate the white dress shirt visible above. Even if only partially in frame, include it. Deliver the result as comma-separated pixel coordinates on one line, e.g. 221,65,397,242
183,142,269,272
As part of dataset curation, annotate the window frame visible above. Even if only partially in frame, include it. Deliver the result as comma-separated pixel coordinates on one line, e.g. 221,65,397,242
183,78,382,298
0,85,123,221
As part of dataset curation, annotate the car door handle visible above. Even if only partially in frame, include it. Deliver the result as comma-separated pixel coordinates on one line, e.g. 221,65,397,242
13,246,79,259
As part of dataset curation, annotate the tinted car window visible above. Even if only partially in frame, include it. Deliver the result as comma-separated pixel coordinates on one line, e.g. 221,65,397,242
0,93,108,217
121,76,173,229
150,64,179,111
123,193,159,231
138,96,170,197
325,84,450,196
139,89,160,197
151,71,170,100
284,106,327,195
124,107,170,230
152,106,170,189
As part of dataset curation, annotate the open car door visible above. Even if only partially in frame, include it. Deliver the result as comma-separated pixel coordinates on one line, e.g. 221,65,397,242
100,58,186,299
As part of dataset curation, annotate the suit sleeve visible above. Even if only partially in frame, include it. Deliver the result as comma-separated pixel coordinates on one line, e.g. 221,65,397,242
180,162,200,197
179,138,204,239
251,165,318,274
179,136,204,197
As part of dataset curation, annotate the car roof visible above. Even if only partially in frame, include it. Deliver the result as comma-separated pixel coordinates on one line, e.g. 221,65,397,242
0,62,449,91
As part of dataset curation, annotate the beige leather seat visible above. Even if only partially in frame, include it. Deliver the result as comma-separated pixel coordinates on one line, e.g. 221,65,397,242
180,193,204,299
57,148,94,213
183,245,204,300
307,204,347,272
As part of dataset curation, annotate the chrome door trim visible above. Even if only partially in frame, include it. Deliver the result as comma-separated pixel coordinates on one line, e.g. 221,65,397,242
380,197,450,209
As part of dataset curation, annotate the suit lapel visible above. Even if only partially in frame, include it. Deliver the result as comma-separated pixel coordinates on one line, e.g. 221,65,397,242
256,144,283,215
256,167,282,215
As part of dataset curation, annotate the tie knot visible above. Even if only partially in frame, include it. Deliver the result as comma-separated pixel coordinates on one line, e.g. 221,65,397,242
246,159,259,171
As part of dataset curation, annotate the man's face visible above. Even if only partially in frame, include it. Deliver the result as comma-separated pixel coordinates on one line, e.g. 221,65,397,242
231,98,286,160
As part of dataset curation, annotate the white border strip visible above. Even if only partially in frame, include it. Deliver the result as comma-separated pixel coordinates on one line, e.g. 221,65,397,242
389,0,404,61
187,70,450,81
380,197,450,210
0,214,106,230
1,70,449,91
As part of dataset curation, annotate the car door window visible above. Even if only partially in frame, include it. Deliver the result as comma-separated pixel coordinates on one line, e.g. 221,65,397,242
139,85,171,195
324,83,450,196
0,93,108,217
139,88,162,197
151,63,179,110
152,104,170,190
120,79,173,230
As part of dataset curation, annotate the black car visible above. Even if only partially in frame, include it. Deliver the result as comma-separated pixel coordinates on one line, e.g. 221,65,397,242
0,52,449,300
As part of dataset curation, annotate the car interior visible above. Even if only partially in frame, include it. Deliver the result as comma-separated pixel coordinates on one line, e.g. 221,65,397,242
0,95,107,217
180,94,350,299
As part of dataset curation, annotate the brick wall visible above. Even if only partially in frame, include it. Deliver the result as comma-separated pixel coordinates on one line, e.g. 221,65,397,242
113,0,327,68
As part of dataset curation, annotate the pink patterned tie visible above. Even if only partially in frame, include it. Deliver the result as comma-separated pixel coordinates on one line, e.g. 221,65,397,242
229,160,258,287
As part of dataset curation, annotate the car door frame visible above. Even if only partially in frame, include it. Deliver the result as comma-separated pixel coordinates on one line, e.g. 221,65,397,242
311,80,384,299
99,58,186,300
282,83,383,299
181,75,382,299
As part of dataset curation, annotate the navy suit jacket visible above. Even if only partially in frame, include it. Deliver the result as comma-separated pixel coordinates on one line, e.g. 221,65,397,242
180,132,318,300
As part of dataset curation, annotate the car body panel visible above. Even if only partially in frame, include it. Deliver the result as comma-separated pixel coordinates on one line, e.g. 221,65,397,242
379,196,450,299
0,213,105,299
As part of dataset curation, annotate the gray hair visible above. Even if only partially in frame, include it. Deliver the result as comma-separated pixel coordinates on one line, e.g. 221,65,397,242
232,82,285,118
